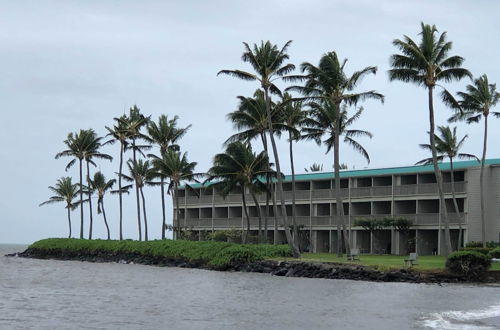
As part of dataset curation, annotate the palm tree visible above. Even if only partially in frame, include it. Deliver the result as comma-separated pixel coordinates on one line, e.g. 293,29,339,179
39,177,80,238
389,22,472,255
116,105,150,241
105,115,130,240
304,163,323,172
146,115,191,239
205,142,272,243
276,93,307,245
55,129,96,239
219,40,300,257
89,172,117,240
416,126,478,248
444,75,500,247
286,51,383,256
226,89,285,243
302,102,373,254
83,130,113,240
151,150,200,239
121,159,155,241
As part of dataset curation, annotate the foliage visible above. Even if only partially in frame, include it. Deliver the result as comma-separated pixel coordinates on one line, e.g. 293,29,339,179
459,247,492,255
39,177,80,210
28,238,292,267
489,247,500,259
354,217,394,231
385,217,413,232
207,230,243,243
445,250,491,278
466,241,499,248
304,163,323,172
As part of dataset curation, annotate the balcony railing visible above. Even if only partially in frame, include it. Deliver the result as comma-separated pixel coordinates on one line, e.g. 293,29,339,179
311,188,349,199
350,186,392,198
394,182,466,196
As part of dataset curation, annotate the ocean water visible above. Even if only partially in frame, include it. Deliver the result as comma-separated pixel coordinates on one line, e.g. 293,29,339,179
1,244,499,329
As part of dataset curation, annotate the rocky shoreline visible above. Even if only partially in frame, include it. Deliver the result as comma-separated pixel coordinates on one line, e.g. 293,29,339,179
9,248,500,284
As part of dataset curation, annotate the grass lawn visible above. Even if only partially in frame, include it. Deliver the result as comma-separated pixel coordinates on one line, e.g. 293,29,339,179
277,253,500,271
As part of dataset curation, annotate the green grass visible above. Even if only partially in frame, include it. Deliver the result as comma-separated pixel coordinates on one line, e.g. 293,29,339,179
28,238,292,267
276,253,500,271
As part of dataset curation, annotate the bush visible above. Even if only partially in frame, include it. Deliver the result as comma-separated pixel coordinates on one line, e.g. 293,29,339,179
446,251,491,278
207,230,242,243
28,238,292,268
466,241,499,248
460,247,492,255
489,247,500,259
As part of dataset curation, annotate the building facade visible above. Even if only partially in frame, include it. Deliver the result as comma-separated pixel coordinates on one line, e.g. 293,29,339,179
174,159,500,255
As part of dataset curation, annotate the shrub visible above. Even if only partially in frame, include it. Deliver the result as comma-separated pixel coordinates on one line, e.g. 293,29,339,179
207,230,242,243
446,251,491,278
489,247,500,259
466,241,499,248
28,238,292,268
460,247,492,255
465,241,483,248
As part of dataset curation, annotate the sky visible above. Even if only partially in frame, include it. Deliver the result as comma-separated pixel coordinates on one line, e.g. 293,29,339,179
1,0,499,244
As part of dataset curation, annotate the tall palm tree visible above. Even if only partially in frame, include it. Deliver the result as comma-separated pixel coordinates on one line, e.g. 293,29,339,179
116,105,150,241
276,93,307,245
121,159,155,241
89,171,117,240
286,51,383,256
416,126,478,248
444,75,500,247
302,102,373,254
55,129,96,239
389,22,472,255
146,115,191,239
226,89,285,243
39,177,80,238
219,40,300,257
205,142,272,243
105,115,130,240
83,130,113,240
151,150,200,239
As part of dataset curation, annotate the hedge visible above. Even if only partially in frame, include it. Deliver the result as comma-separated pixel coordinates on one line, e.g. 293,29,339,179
28,238,292,267
445,250,491,278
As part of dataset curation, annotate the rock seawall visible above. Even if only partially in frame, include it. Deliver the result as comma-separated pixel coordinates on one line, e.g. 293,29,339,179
12,248,500,284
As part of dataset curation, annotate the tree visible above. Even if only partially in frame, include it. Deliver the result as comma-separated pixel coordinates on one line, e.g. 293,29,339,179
389,22,471,255
205,142,272,243
416,126,478,248
219,40,300,257
276,92,307,246
83,130,113,240
301,100,374,255
151,150,200,239
116,105,150,241
120,159,155,241
304,163,323,172
55,129,97,239
226,89,285,243
39,177,80,238
89,171,117,240
444,75,500,247
146,115,191,239
105,115,130,240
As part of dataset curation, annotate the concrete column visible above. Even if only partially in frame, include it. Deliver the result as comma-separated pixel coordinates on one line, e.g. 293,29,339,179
312,230,318,253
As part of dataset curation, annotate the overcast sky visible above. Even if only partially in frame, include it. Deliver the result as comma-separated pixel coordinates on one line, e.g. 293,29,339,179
1,0,499,244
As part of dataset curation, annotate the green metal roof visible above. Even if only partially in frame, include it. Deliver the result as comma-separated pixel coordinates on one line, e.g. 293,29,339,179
181,158,500,189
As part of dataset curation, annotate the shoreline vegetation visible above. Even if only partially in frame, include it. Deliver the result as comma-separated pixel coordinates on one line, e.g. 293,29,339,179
10,239,500,284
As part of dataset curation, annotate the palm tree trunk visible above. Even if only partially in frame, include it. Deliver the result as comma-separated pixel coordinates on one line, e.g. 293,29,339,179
480,114,488,247
449,157,463,249
241,188,250,244
428,87,452,255
132,137,142,241
67,206,72,238
101,200,110,240
79,158,84,239
86,161,94,240
289,132,299,248
174,184,180,239
140,187,148,241
334,101,350,257
251,192,263,244
118,141,124,240
161,177,166,239
260,133,271,244
263,86,300,257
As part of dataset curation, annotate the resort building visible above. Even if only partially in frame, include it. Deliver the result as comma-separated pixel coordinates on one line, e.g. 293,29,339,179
174,159,500,255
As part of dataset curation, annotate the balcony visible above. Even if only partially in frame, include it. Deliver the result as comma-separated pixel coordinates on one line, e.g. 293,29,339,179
350,186,392,198
311,188,349,199
394,182,466,196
